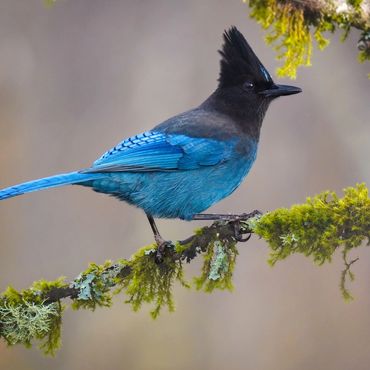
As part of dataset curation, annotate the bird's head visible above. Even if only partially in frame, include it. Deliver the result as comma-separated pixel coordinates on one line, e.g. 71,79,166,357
217,27,301,113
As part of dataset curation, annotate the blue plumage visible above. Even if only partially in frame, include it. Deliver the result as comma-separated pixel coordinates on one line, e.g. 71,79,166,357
0,172,102,200
0,27,301,246
90,131,234,172
84,132,257,220
75,127,256,219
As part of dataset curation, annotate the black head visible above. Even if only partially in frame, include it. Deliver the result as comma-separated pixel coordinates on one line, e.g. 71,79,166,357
199,27,301,140
218,26,301,99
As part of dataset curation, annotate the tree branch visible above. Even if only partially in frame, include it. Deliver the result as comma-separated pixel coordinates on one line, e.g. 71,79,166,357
0,184,369,355
44,211,259,304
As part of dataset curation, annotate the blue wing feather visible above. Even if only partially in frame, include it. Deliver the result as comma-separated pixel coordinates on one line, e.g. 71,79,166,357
84,131,233,173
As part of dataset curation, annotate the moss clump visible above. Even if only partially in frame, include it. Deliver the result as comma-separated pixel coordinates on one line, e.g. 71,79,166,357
0,279,66,355
247,183,370,298
44,0,57,6
246,0,370,78
117,244,190,319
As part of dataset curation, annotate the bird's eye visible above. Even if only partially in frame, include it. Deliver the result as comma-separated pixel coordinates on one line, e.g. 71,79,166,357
242,81,254,91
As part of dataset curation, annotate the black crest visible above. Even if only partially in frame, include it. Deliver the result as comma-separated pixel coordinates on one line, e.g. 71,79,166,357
218,27,273,88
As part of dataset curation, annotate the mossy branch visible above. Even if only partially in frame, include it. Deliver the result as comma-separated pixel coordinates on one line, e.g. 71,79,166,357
245,0,370,77
0,184,369,355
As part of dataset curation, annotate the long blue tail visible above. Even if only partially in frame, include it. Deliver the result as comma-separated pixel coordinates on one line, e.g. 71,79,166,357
0,171,102,200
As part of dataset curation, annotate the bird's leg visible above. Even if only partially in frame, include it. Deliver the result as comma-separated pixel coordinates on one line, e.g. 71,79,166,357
192,210,261,221
146,214,171,263
192,213,242,221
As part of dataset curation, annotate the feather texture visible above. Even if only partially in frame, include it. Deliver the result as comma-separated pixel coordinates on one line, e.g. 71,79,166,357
0,172,102,200
83,131,233,173
0,27,300,221
218,26,273,87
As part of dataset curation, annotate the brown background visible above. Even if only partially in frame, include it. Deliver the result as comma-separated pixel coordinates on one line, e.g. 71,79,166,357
0,1,369,369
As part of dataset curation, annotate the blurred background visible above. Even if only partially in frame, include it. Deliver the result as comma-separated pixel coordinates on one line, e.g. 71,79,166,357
0,1,369,369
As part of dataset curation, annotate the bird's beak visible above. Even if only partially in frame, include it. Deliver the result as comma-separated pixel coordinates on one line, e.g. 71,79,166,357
259,84,302,98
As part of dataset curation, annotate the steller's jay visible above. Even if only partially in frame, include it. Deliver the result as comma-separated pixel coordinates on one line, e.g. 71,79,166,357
0,27,301,255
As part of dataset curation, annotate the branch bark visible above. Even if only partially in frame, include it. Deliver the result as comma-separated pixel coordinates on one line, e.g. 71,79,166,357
44,211,260,304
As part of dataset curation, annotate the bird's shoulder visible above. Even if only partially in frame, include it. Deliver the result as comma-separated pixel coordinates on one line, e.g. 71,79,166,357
86,106,257,173
154,107,242,140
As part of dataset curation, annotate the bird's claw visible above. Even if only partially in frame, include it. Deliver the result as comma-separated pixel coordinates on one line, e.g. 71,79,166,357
234,230,252,242
233,219,252,242
154,236,173,264
231,210,261,242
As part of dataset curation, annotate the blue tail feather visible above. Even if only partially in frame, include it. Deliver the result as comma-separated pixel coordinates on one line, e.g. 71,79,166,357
0,171,101,200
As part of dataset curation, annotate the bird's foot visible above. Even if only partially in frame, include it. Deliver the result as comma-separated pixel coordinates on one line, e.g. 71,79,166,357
233,219,252,242
154,235,173,264
230,210,262,242
192,210,262,242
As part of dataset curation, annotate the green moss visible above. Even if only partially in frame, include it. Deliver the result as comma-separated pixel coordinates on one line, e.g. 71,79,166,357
246,0,370,78
0,287,64,355
247,184,370,297
2,278,68,305
117,244,189,319
44,0,56,6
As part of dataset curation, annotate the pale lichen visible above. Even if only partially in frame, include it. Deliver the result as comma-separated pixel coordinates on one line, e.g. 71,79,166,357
71,261,125,310
0,301,60,345
0,288,63,356
280,233,299,247
208,241,233,281
194,236,238,292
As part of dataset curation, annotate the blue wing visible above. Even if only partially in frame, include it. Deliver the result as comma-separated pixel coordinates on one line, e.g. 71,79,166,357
83,131,234,173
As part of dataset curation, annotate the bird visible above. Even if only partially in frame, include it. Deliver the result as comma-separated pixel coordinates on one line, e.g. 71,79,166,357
0,26,301,256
